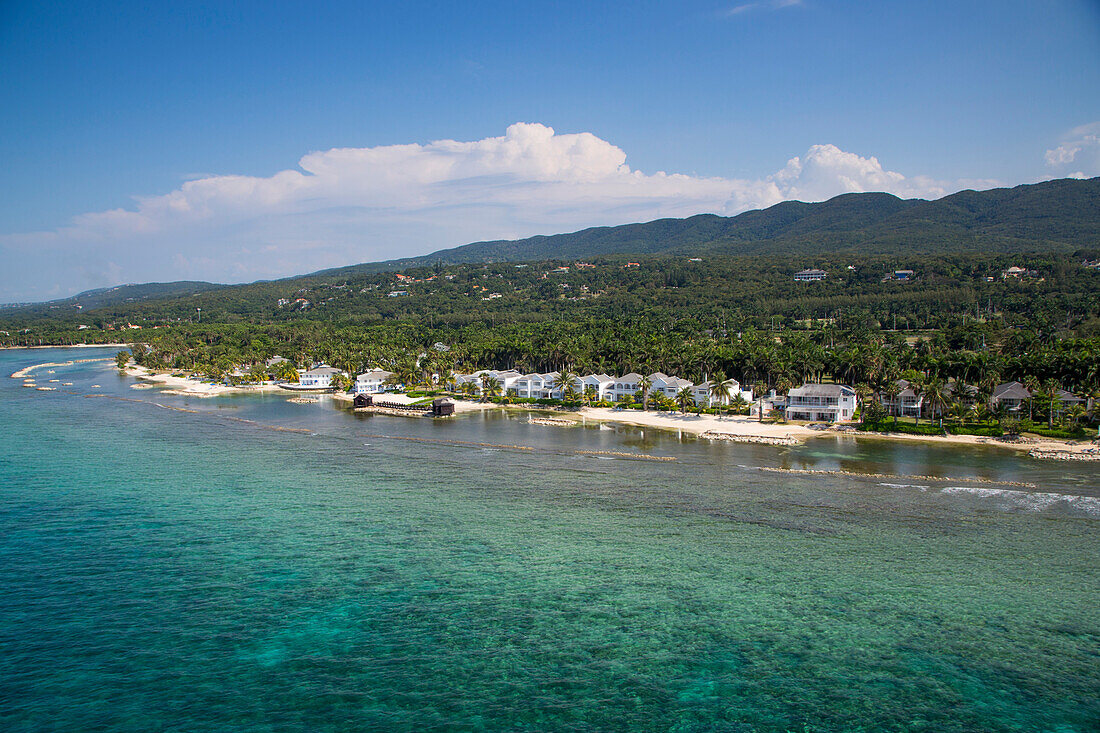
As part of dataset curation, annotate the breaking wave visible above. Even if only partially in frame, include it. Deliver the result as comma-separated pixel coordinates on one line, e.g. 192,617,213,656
940,486,1100,516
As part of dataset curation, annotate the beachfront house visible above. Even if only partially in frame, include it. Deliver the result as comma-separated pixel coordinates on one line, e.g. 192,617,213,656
786,384,857,422
511,372,560,399
609,373,644,403
579,374,616,401
692,379,753,408
649,372,694,400
354,369,397,394
990,381,1031,413
879,379,924,418
297,365,346,389
459,369,523,395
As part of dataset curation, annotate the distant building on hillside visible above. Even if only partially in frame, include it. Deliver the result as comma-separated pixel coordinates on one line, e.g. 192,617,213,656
892,269,915,280
794,269,828,282
1001,266,1037,279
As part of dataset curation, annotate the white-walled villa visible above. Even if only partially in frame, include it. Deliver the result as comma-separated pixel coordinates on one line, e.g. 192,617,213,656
354,369,397,394
785,384,857,422
285,365,347,391
453,369,753,407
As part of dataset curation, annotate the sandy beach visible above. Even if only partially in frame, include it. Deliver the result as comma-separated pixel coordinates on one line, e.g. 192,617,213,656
568,405,1099,457
125,365,288,398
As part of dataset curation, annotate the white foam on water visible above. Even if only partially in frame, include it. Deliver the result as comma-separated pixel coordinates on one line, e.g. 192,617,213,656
940,486,1100,516
878,482,929,490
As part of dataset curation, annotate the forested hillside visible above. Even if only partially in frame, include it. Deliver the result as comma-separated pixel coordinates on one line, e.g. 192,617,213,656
313,177,1100,278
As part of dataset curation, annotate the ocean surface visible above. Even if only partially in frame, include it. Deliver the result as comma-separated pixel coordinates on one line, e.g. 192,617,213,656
1,347,1097,732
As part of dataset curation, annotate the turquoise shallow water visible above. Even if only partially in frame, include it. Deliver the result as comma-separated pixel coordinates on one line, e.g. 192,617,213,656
1,349,1098,731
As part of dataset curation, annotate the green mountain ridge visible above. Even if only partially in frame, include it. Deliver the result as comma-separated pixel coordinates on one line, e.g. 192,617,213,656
311,177,1100,278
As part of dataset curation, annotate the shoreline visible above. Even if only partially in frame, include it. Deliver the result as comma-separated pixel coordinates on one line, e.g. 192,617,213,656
570,405,1098,458
13,360,1096,458
0,343,128,350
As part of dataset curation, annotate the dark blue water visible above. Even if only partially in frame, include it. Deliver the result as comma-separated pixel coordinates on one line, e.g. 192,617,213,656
2,348,1098,731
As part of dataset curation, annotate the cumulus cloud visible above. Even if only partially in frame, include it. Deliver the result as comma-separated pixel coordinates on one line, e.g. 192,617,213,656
1044,122,1100,179
0,123,981,302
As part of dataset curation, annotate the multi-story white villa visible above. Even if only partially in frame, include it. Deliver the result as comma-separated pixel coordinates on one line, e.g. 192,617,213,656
785,384,857,422
579,374,616,401
459,369,523,394
608,373,644,402
879,379,924,417
511,372,560,399
354,369,396,394
649,372,694,399
691,379,753,408
287,365,347,391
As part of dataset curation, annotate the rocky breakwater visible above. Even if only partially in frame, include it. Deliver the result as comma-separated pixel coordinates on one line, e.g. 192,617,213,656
701,431,801,446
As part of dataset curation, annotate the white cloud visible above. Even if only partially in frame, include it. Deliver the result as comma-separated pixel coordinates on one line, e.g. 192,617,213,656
725,0,803,17
1044,122,1100,178
0,123,986,302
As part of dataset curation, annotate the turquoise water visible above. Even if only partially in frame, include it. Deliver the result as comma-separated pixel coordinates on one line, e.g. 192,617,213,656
1,349,1097,731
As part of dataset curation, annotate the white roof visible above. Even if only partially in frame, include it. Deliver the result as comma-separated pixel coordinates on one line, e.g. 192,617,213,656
300,365,343,376
357,369,394,380
789,383,855,397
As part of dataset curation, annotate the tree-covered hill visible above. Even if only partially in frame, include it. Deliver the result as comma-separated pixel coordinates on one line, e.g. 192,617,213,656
313,177,1100,278
1,281,223,312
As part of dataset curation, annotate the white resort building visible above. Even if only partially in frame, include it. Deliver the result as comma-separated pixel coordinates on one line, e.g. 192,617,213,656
459,369,523,394
609,373,644,403
354,369,397,394
294,365,347,390
691,379,753,408
785,384,857,422
511,372,559,399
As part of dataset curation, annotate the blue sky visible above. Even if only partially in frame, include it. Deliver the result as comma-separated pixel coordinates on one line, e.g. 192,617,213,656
1,0,1098,301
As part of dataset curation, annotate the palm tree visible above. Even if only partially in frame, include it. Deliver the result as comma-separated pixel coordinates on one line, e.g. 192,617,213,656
276,361,299,383
753,381,769,422
1039,379,1062,428
676,386,695,414
730,394,749,416
583,385,598,406
1023,375,1040,421
882,379,902,427
911,380,926,426
558,369,580,402
479,374,502,403
1064,404,1086,430
708,378,733,414
921,376,950,429
638,374,652,411
854,383,873,421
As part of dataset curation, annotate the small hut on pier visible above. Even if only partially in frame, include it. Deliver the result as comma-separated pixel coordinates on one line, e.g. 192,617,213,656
353,394,373,408
431,398,455,417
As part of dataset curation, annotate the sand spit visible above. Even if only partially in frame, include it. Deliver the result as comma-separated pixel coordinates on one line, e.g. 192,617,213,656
11,358,112,379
